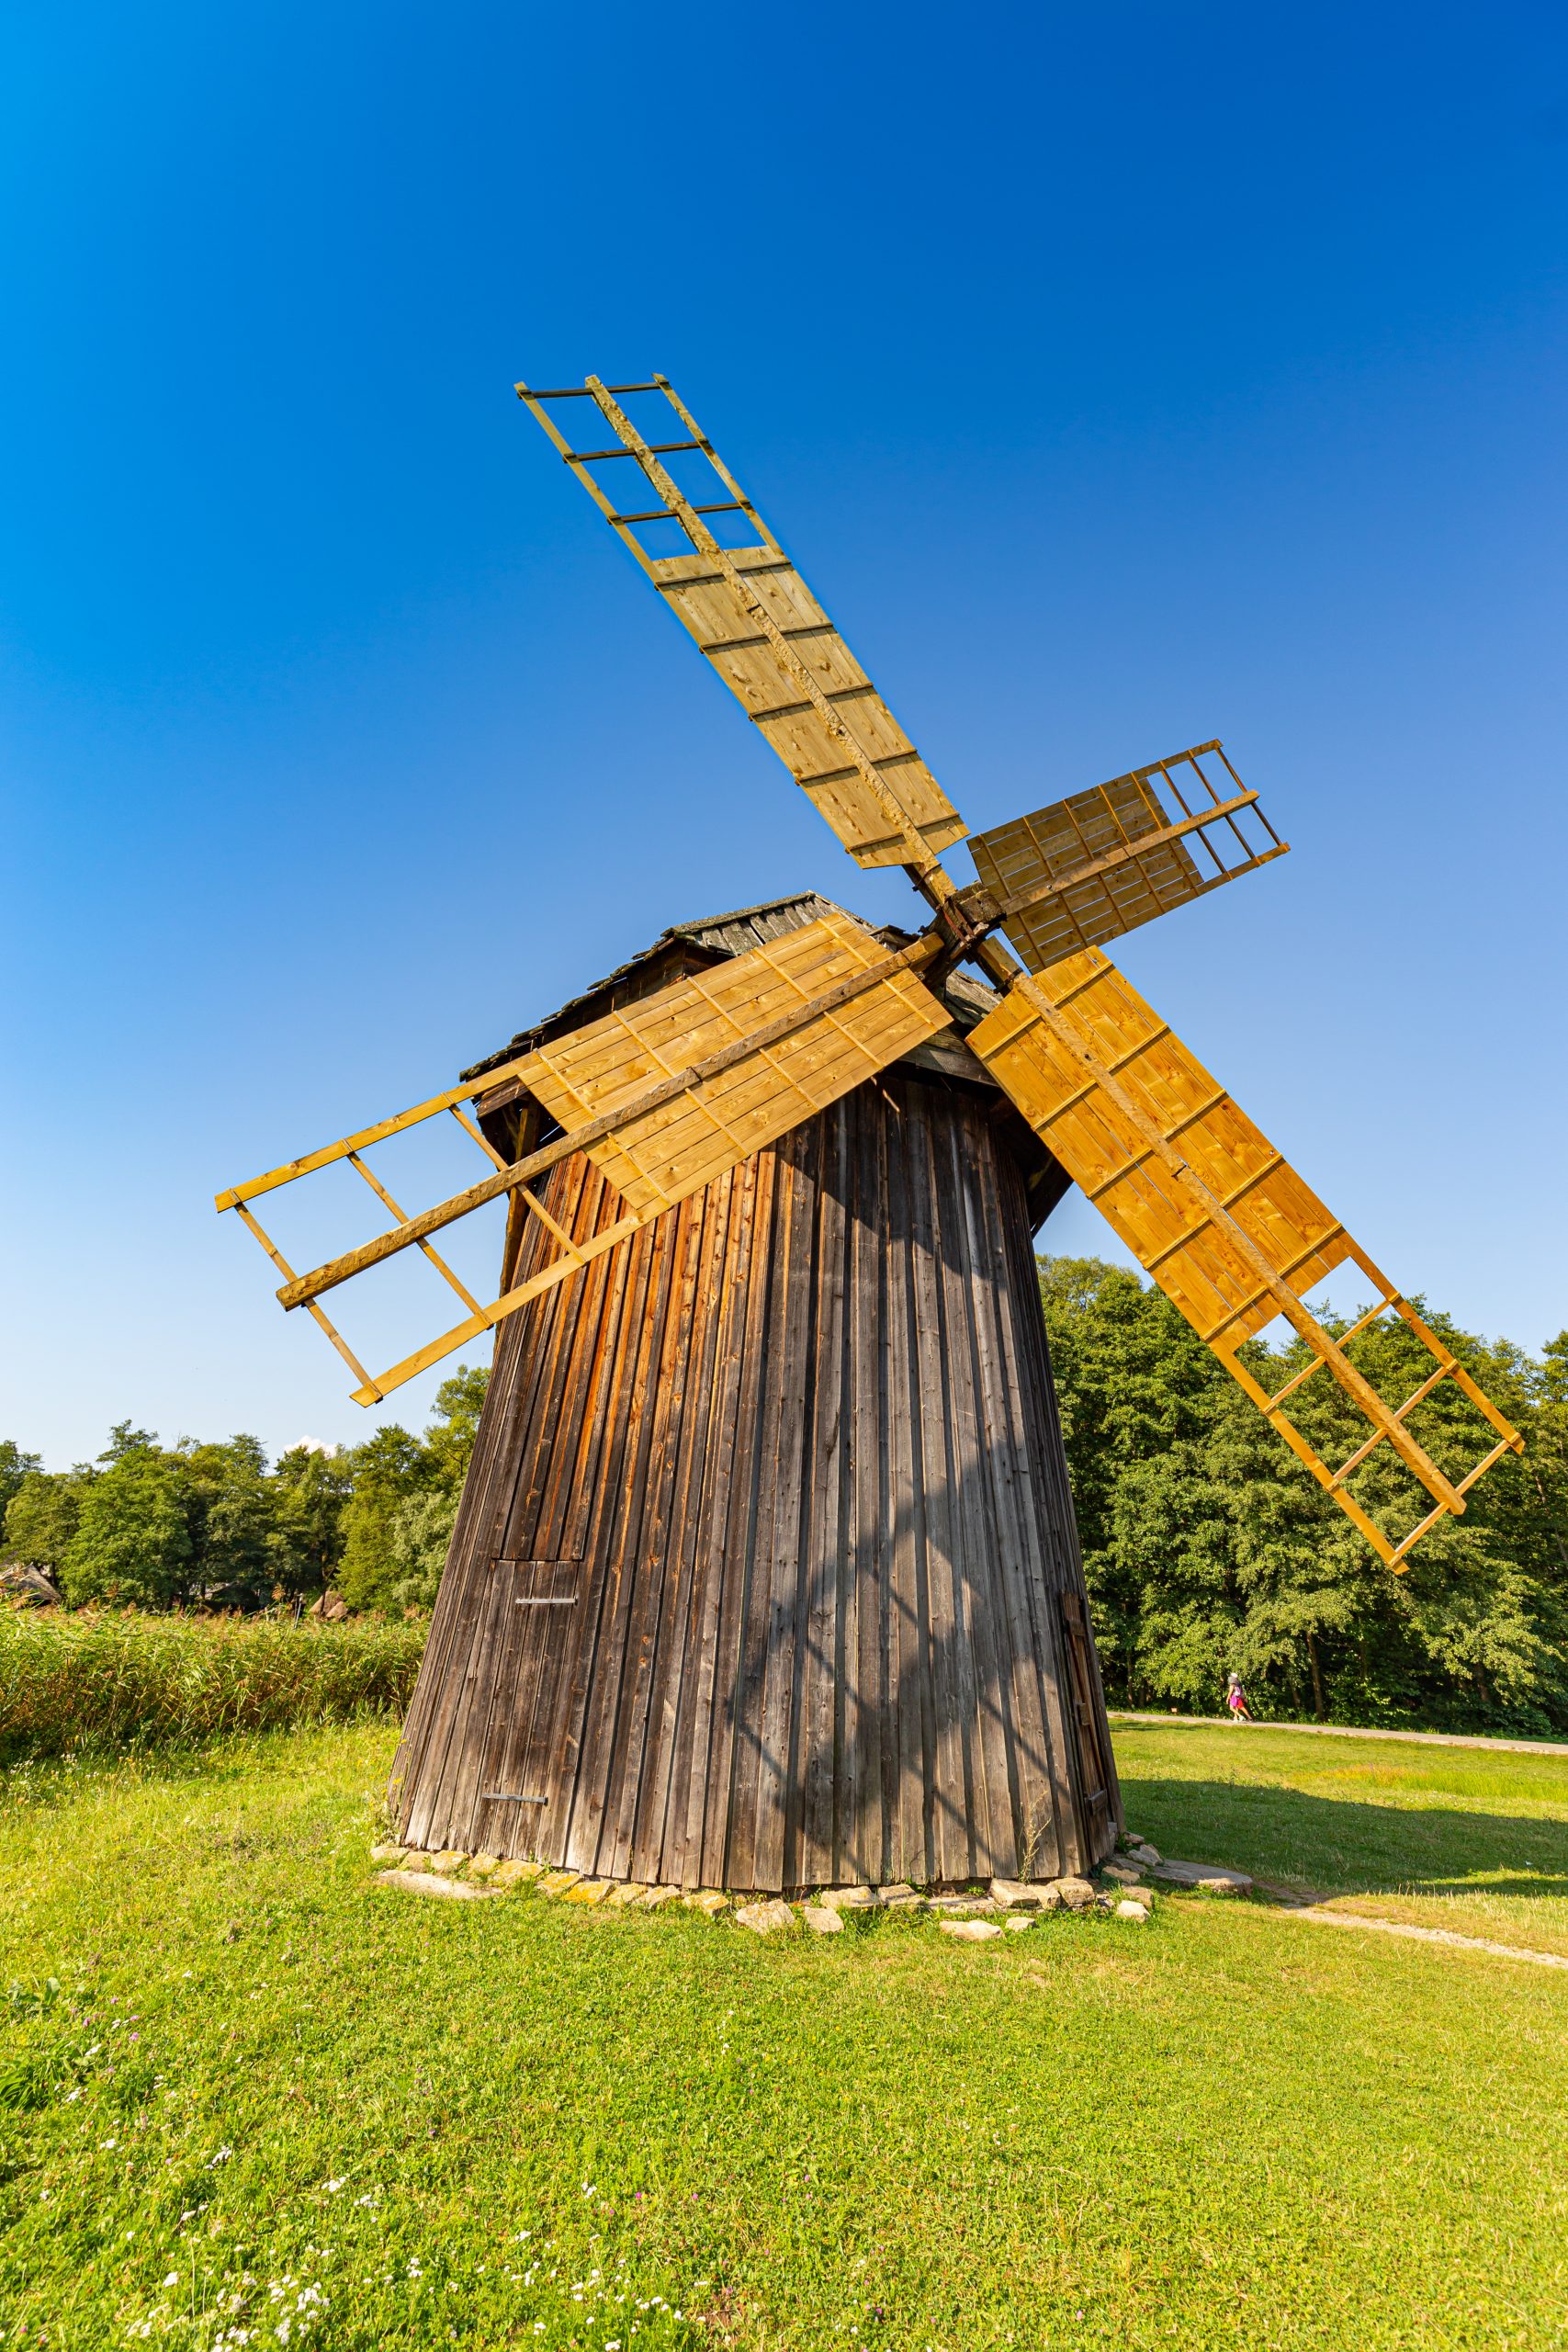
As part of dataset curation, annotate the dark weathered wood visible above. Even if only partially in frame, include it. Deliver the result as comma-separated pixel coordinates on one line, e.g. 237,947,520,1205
389,1066,1122,1891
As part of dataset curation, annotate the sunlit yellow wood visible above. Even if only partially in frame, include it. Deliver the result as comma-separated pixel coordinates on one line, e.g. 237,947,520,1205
345,1150,482,1317
214,1058,532,1210
969,744,1289,978
349,1210,649,1406
231,1203,380,1398
259,928,941,1314
513,911,950,1219
968,950,1524,1566
220,916,946,1409
517,375,966,873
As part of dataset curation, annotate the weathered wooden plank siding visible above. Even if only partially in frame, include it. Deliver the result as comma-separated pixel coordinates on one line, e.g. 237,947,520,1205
389,1069,1121,1890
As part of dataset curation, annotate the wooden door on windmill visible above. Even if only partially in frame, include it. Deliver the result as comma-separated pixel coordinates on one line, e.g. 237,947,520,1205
1058,1590,1114,1853
468,1557,582,1857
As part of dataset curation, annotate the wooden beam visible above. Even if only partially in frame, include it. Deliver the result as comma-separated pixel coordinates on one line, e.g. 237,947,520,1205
214,1059,536,1210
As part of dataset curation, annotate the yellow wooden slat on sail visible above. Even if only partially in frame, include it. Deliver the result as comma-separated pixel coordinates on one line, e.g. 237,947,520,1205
649,548,967,869
515,911,951,1218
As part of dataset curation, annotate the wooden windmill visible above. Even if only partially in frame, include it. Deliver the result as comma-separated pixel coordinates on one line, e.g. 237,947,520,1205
218,374,1524,1894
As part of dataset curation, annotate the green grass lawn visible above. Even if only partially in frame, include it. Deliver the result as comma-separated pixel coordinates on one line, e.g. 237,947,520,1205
2,1722,1566,2351
1114,1720,1568,1957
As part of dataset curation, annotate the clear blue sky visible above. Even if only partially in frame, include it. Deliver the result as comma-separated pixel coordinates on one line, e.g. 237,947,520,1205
4,1,1564,1469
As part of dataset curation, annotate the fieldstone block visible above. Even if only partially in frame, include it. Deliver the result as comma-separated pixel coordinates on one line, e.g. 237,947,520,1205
1101,1860,1144,1884
1051,1876,1097,1911
940,1919,1003,1942
927,1894,1000,1917
637,1886,683,1910
563,1879,615,1905
1128,1841,1162,1865
819,1886,877,1911
990,1880,1043,1911
491,1858,543,1888
736,1898,797,1934
466,1853,502,1880
1005,1917,1034,1934
608,1882,649,1906
369,1843,407,1866
373,1870,499,1902
875,1883,915,1904
537,1871,581,1897
685,1890,731,1917
1152,1860,1253,1894
428,1850,468,1876
802,1904,843,1934
1115,1898,1151,1921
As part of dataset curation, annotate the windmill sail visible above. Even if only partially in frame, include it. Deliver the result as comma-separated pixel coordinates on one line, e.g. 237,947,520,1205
968,741,1288,976
516,377,966,870
217,916,948,1406
968,951,1523,1566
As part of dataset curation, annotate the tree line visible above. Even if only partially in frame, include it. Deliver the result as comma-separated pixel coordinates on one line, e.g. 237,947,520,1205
1041,1257,1568,1735
4,1263,1564,1732
0,1369,488,1618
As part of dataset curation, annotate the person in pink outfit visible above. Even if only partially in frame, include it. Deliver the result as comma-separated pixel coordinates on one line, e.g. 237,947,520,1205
1225,1672,1252,1722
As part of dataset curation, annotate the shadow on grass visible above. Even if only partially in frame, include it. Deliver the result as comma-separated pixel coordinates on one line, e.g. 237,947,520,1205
1123,1777,1568,1900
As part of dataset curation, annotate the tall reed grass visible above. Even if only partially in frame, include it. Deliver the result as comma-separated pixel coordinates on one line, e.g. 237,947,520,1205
0,1610,427,1761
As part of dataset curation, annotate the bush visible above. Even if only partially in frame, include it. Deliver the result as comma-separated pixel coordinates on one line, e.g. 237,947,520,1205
0,1611,428,1763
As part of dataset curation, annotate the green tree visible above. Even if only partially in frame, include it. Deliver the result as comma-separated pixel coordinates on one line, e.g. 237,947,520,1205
62,1449,194,1608
336,1369,489,1613
3,1470,85,1574
275,1445,353,1591
181,1434,288,1609
0,1441,41,1524
336,1425,427,1611
421,1368,489,1485
386,1487,460,1613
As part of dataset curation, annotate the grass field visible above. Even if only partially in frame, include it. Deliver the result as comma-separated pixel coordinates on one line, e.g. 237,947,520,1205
1,1723,1565,2351
1114,1720,1568,1958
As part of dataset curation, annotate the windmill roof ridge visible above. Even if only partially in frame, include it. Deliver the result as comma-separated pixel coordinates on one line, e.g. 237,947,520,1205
665,888,848,936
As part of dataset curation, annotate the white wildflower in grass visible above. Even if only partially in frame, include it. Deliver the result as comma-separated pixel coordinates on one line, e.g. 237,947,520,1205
324,2178,346,2192
163,2273,179,2287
